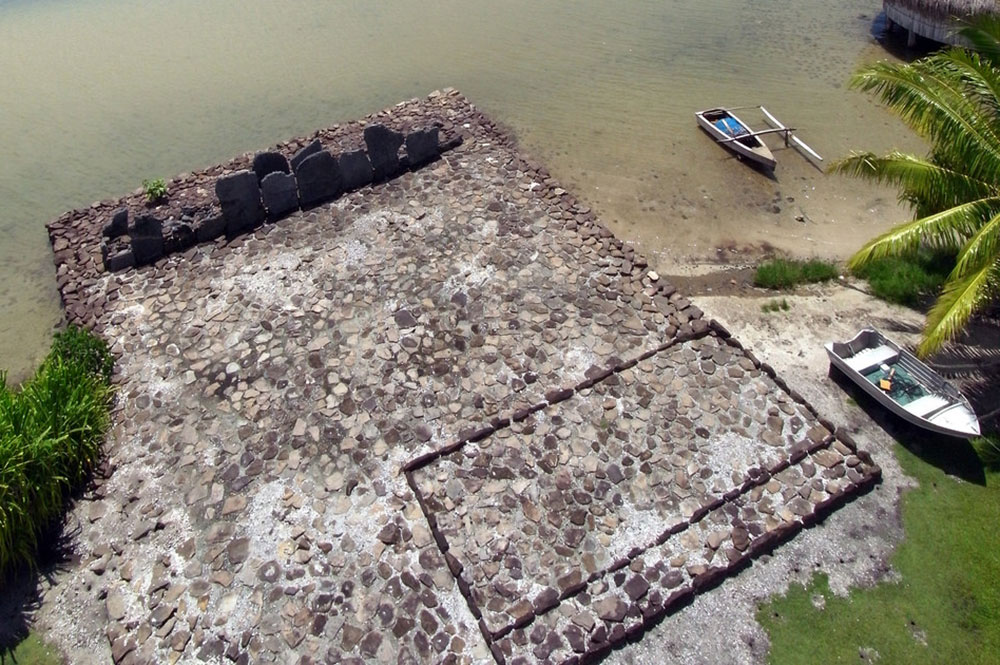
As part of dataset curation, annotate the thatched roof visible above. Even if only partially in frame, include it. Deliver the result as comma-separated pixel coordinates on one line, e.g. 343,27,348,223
886,0,1000,20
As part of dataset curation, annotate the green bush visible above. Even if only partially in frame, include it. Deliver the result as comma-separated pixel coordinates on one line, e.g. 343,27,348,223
142,177,168,203
973,435,1000,472
851,252,953,308
754,258,839,290
0,326,113,575
761,298,791,313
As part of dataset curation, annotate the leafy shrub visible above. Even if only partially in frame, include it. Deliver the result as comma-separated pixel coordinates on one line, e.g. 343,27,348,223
0,326,113,575
754,258,839,290
973,435,1000,472
799,259,840,283
851,251,953,308
142,177,168,203
761,298,791,313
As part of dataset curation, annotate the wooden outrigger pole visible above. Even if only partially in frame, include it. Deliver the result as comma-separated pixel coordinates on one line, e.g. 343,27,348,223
759,106,823,163
718,105,824,164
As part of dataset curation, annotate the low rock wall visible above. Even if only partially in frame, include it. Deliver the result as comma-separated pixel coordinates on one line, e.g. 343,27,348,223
97,123,448,273
45,89,486,324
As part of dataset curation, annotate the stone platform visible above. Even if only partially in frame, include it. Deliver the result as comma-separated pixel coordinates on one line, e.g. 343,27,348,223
40,91,879,664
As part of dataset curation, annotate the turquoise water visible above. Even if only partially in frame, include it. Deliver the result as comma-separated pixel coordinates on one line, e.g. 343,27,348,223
0,0,918,381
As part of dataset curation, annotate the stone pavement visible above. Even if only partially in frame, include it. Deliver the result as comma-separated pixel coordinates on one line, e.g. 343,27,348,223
39,92,879,664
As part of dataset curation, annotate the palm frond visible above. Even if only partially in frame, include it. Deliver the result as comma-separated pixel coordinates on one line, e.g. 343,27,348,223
953,210,1000,276
959,15,1000,67
847,198,1000,269
830,151,996,213
850,60,1000,181
918,259,1000,357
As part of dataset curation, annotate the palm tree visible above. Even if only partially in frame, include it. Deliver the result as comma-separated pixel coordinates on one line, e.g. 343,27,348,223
833,15,1000,357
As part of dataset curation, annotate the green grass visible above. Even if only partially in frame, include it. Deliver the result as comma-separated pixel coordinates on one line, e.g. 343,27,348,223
3,633,63,665
851,251,954,308
0,326,113,575
760,434,1000,665
754,258,839,290
761,299,791,313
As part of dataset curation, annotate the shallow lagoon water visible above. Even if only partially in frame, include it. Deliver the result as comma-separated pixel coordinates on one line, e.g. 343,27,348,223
0,0,917,380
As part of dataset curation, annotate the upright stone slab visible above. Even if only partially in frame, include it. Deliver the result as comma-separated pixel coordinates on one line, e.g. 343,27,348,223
339,150,374,191
129,214,164,266
261,171,299,221
296,151,342,208
102,207,128,238
364,124,404,181
252,151,290,183
162,217,195,254
405,127,440,167
195,213,225,243
290,139,323,174
215,170,265,239
101,236,135,272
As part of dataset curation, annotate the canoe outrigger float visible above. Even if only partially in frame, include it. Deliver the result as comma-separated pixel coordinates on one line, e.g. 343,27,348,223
695,105,823,170
825,328,981,439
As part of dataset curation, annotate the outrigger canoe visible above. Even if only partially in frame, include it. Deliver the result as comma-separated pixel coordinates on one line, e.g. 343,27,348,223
825,328,980,439
695,105,823,171
696,108,776,170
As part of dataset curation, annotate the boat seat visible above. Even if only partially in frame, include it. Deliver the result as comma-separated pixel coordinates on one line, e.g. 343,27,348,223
903,394,951,418
843,344,899,375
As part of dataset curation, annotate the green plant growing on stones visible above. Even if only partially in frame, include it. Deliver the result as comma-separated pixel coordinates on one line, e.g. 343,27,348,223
142,177,168,204
0,326,113,575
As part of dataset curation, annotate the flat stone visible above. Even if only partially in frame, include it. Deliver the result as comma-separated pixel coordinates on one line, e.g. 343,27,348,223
221,495,247,516
623,575,650,601
105,591,126,621
227,537,250,564
593,597,628,623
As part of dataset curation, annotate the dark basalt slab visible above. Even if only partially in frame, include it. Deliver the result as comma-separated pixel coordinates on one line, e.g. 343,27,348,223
260,171,300,221
364,124,405,181
252,151,291,183
406,127,440,167
290,139,322,173
215,170,265,239
339,149,374,191
295,151,342,209
129,214,164,266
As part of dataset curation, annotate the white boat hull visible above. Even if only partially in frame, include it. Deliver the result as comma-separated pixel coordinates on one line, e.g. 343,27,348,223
825,328,980,439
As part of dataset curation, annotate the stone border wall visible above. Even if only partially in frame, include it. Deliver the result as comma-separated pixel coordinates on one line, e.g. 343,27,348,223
402,322,881,664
